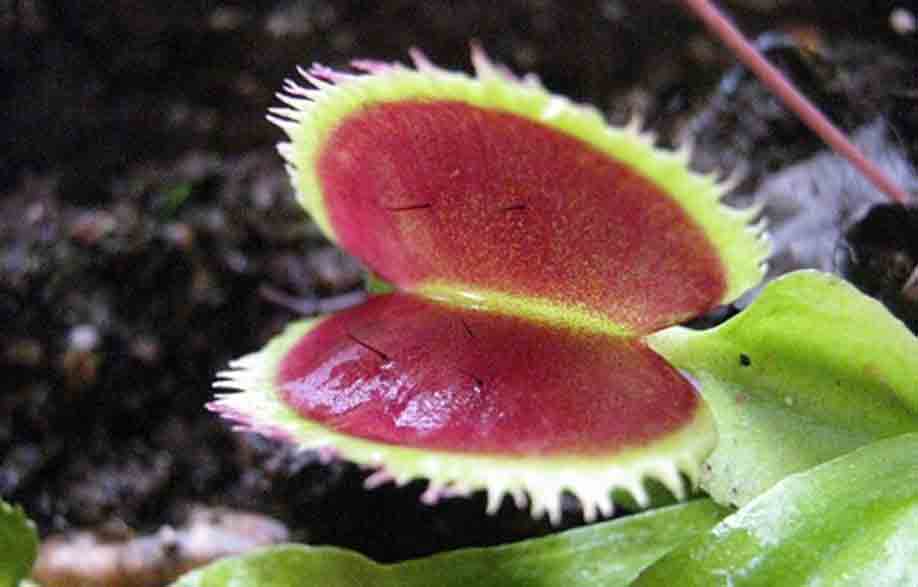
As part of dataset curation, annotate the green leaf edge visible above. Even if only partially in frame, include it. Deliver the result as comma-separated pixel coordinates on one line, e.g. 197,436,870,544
648,269,918,507
174,499,728,587
0,500,38,587
634,432,918,586
212,315,717,523
270,50,769,306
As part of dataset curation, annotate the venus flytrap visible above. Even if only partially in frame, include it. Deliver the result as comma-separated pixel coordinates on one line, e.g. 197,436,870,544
197,35,918,587
210,49,768,522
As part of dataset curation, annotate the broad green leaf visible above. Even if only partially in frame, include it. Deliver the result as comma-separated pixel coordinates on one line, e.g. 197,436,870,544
649,270,918,506
634,432,918,587
0,500,38,587
174,499,727,587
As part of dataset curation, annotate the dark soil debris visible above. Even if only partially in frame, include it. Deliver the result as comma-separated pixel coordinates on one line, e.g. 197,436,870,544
2,0,917,576
842,204,918,332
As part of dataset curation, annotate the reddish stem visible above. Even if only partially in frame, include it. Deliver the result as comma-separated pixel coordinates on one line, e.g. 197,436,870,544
681,0,910,204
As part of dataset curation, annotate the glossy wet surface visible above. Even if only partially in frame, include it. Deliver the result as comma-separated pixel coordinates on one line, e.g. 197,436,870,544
279,293,699,455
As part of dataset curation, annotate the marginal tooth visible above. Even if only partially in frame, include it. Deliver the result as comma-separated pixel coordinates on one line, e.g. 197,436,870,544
409,47,437,72
579,491,599,523
510,487,527,510
673,136,695,165
640,130,658,146
309,63,351,83
267,106,302,121
229,354,260,369
470,41,495,78
214,376,252,388
597,493,615,518
581,484,614,520
522,72,545,89
443,484,469,499
228,371,262,383
751,201,768,222
758,223,771,244
315,445,338,464
654,462,686,500
902,266,918,293
625,111,644,134
302,73,334,92
275,93,311,110
296,64,341,86
283,79,312,96
267,115,299,135
590,485,615,517
364,470,394,489
722,160,749,193
485,487,504,515
350,59,397,75
420,482,443,505
528,493,545,521
540,97,568,122
206,397,226,410
535,491,563,525
626,479,650,509
276,142,294,160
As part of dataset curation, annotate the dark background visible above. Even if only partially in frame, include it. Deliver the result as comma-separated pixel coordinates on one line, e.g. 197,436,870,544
2,0,916,570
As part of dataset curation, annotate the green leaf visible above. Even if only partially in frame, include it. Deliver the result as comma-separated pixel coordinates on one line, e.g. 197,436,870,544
173,500,727,587
634,432,918,587
649,270,918,506
0,500,38,587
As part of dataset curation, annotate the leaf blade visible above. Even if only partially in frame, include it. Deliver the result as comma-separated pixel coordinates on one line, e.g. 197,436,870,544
634,433,918,587
0,500,38,587
174,500,728,587
649,270,918,506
